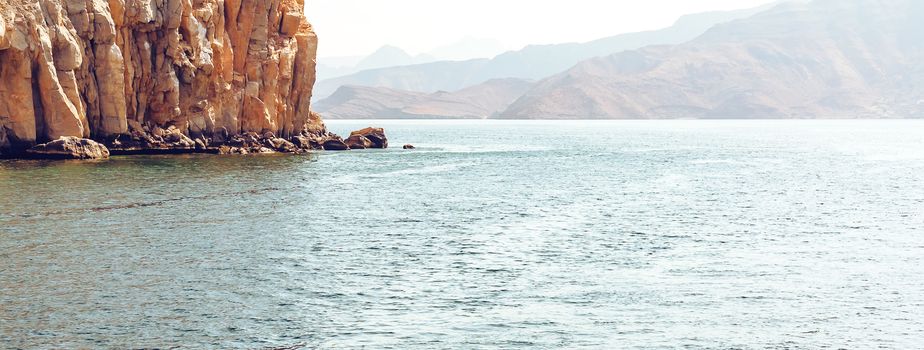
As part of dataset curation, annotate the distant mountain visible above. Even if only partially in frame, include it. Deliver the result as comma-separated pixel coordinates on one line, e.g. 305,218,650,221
315,79,533,119
316,64,361,83
313,3,778,99
500,0,924,119
426,37,511,61
355,45,431,71
315,59,489,101
317,55,365,69
316,45,438,82
316,39,508,83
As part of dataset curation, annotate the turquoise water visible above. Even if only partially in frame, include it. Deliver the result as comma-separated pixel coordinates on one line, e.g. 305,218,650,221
1,120,923,349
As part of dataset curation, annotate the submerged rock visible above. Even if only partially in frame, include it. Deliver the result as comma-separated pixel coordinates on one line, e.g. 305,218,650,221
25,137,110,160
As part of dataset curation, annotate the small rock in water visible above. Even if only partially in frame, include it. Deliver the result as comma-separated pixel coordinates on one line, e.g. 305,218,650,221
322,138,350,151
348,127,388,149
403,144,416,150
25,137,110,160
344,134,372,149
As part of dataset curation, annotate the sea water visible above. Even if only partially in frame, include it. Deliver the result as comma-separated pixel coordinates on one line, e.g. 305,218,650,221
1,120,923,348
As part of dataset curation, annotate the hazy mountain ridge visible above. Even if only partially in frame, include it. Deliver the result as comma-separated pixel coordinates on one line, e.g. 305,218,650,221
500,0,924,118
316,45,438,83
316,79,533,119
313,4,776,100
316,38,510,83
315,59,493,102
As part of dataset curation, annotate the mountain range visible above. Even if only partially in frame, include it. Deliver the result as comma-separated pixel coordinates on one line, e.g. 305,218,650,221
316,46,438,83
315,0,924,119
316,38,511,83
312,2,779,101
501,0,924,118
316,79,533,119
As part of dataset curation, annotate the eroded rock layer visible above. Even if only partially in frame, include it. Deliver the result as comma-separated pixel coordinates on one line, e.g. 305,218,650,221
0,0,328,154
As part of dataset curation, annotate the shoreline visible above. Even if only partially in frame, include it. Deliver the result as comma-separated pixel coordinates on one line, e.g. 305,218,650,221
0,127,390,160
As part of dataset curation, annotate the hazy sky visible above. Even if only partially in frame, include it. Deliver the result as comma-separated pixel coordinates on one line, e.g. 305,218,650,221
305,0,775,58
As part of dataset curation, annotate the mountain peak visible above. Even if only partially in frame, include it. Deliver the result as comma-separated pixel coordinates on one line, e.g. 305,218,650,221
355,45,415,70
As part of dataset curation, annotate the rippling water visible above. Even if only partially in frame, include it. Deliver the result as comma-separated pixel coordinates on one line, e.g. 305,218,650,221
2,120,924,349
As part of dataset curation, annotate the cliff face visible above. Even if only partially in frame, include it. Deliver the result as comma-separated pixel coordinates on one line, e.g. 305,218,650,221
0,0,326,154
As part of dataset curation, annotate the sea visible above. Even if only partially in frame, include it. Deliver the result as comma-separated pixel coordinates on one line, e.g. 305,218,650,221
1,120,923,349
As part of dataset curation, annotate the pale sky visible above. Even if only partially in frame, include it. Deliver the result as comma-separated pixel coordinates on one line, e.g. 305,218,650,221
305,0,776,58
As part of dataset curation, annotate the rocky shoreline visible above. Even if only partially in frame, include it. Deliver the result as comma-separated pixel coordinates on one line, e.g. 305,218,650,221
0,0,341,161
5,125,390,160
0,0,400,161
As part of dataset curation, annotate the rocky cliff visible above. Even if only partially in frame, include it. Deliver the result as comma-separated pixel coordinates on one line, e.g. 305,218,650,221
0,0,329,156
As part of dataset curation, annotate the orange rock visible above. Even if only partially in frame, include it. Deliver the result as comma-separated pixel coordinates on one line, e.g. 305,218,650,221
349,127,388,149
344,134,372,149
322,138,350,151
0,0,327,155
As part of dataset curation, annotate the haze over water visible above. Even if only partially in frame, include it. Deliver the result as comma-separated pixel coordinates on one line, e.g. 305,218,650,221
2,120,923,348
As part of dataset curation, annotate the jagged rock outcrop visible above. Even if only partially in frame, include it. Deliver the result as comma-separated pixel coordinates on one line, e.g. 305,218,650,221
321,127,388,151
321,137,349,151
348,127,387,149
343,133,373,149
0,0,333,156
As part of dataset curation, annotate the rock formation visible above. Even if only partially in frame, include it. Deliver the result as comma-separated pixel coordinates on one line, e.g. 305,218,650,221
325,127,388,151
347,127,387,149
343,133,373,149
25,136,110,159
320,137,348,151
0,0,335,156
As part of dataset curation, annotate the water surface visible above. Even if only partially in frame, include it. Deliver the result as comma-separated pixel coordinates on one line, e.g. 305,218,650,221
2,120,923,348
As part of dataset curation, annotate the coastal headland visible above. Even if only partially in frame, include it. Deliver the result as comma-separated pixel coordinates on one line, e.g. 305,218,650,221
0,0,355,159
